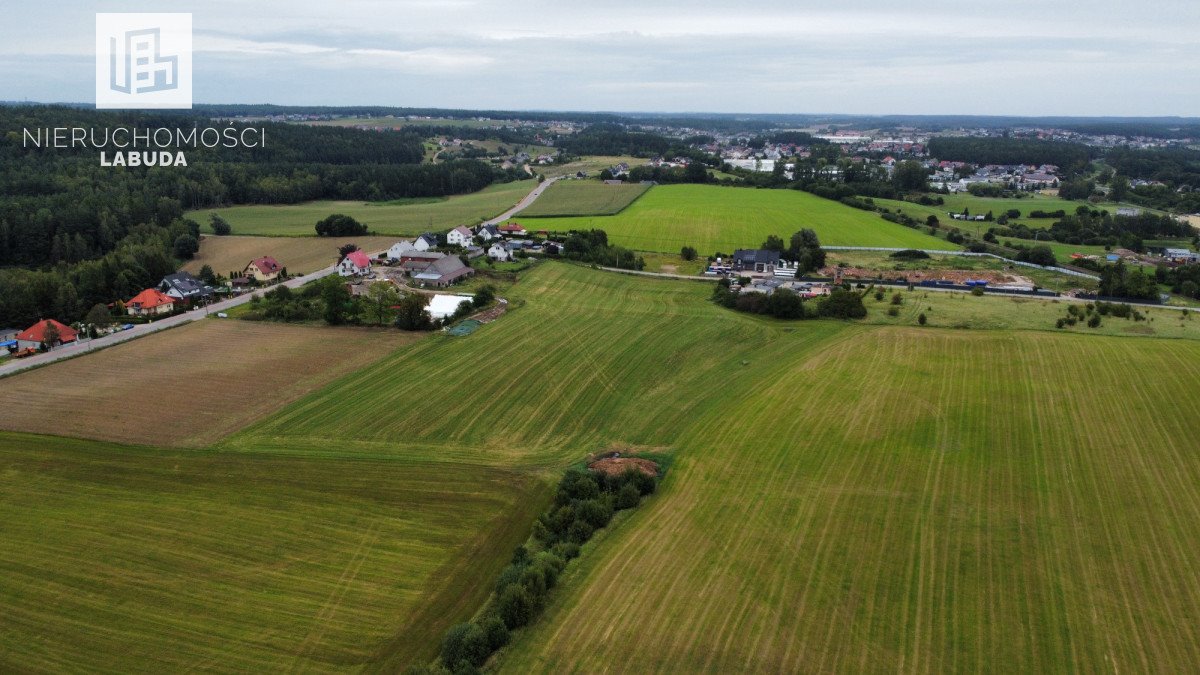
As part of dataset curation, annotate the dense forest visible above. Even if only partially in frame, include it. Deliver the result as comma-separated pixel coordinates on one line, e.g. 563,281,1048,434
0,105,515,327
926,137,1094,172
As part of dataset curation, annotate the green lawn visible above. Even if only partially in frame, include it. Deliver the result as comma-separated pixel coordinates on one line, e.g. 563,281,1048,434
516,184,954,256
187,180,535,237
516,181,651,217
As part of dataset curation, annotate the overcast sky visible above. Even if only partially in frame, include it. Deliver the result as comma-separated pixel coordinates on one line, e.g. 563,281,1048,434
1,0,1198,116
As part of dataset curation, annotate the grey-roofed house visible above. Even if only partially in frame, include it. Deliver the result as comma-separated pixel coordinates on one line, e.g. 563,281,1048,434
158,271,214,304
413,255,475,288
413,233,440,252
732,249,782,274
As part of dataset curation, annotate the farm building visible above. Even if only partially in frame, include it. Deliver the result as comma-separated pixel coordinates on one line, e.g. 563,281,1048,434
398,251,445,273
413,256,474,287
1163,248,1200,263
126,288,176,316
387,241,416,260
338,250,372,277
446,226,474,247
732,249,782,274
158,271,213,303
413,233,439,251
15,319,78,351
243,256,283,282
427,294,474,320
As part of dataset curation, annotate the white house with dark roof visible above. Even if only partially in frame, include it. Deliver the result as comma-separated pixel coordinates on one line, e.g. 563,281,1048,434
158,271,214,303
476,224,501,241
488,241,512,261
413,233,439,251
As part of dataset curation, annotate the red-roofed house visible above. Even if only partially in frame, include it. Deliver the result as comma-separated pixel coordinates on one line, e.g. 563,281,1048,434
126,288,177,317
499,222,526,235
16,319,78,351
338,249,372,277
244,256,283,282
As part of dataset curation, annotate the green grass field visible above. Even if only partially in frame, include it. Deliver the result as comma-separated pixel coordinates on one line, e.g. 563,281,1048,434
500,319,1200,673
186,180,535,237
516,181,651,217
8,263,1200,672
0,433,548,672
516,184,954,256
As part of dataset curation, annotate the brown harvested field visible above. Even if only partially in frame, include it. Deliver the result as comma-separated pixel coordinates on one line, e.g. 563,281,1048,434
183,234,399,276
0,320,418,447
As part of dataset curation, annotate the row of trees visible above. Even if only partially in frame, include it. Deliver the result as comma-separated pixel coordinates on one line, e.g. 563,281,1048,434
427,466,660,674
559,229,645,270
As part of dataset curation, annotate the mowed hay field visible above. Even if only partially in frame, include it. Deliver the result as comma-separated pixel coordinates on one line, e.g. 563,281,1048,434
516,180,650,217
0,320,418,447
183,234,398,276
10,262,1200,672
501,324,1200,673
186,180,534,237
219,263,828,467
0,433,548,673
517,184,954,255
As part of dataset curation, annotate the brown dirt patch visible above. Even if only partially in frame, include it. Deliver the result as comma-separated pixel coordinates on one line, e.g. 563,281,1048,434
823,266,1032,286
0,320,419,447
183,235,398,276
588,457,659,477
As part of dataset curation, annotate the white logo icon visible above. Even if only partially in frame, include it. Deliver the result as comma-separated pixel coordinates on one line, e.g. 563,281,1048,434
96,13,192,109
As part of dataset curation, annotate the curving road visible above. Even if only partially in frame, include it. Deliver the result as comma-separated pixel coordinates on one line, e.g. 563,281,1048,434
483,176,560,225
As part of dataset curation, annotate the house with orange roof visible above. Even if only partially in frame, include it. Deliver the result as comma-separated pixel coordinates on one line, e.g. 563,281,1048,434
126,288,176,317
15,319,78,351
243,256,283,283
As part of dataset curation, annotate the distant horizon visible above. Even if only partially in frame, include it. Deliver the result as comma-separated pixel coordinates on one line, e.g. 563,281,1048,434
2,1,1196,117
5,100,1200,125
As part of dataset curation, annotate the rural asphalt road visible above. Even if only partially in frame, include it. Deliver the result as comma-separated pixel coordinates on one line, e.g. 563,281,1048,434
1,179,561,379
0,265,341,379
483,176,560,225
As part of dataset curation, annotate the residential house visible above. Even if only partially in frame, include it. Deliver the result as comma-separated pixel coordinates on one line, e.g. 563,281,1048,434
126,288,176,316
413,255,475,287
499,222,526,236
158,271,213,304
476,224,501,241
337,250,372,277
488,241,513,261
387,240,417,260
413,233,440,251
244,256,283,282
446,226,474,247
731,249,782,274
15,319,78,351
